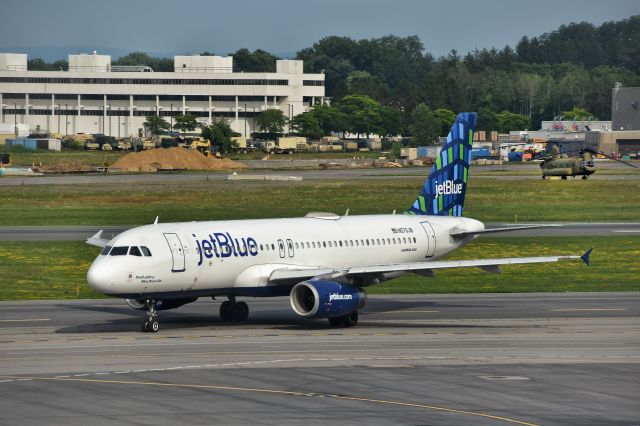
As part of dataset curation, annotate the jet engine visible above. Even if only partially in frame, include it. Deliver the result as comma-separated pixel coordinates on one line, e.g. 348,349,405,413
125,298,198,311
289,280,366,318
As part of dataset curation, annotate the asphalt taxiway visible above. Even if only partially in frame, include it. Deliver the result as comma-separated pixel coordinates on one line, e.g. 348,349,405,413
1,292,638,425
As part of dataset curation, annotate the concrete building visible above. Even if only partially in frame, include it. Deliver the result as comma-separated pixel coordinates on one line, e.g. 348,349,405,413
612,84,640,131
0,52,325,137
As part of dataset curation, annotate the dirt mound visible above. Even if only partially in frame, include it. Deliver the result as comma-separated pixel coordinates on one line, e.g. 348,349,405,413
111,147,245,172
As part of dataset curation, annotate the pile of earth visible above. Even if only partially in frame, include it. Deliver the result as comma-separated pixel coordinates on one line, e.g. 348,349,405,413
111,147,245,172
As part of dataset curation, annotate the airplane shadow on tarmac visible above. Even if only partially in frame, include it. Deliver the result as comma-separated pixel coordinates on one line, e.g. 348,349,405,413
55,299,502,334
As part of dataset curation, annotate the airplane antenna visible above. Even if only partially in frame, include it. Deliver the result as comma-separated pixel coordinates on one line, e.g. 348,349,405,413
344,208,350,216
154,216,159,225
392,210,396,215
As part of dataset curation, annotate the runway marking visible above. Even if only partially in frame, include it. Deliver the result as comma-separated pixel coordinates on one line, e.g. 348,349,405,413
550,308,626,312
0,375,540,426
0,318,50,322
381,310,439,314
613,230,640,233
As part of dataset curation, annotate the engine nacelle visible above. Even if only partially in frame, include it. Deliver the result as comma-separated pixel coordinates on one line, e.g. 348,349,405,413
290,280,366,319
125,297,198,311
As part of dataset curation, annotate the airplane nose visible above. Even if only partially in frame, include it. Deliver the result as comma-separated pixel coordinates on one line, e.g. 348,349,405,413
87,260,115,294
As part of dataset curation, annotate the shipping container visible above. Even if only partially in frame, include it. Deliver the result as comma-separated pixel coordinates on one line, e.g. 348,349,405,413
5,138,61,151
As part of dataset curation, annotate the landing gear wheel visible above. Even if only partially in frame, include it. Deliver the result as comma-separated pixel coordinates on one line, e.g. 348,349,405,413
149,319,159,332
328,316,343,327
142,320,150,332
220,300,234,322
342,311,358,327
582,175,588,180
232,301,249,322
541,175,546,180
561,176,568,180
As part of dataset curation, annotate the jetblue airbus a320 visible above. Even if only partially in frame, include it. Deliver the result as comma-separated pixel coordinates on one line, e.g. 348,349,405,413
86,113,591,332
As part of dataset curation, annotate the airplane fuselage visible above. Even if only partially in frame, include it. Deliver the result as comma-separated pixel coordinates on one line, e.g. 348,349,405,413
87,214,483,299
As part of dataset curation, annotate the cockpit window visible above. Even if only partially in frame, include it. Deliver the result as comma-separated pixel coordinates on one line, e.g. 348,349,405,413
109,246,129,256
140,246,152,257
129,246,142,257
100,245,112,255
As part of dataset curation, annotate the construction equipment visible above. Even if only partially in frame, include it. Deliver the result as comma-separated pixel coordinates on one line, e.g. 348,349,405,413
188,138,211,155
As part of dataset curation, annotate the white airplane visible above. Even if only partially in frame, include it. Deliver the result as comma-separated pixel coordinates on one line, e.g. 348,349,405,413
86,113,591,332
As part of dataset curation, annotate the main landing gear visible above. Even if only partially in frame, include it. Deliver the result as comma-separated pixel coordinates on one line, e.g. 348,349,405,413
328,311,358,327
141,299,160,333
219,296,249,322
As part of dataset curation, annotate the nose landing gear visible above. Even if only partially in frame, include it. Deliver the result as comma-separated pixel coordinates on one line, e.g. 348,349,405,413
142,299,160,332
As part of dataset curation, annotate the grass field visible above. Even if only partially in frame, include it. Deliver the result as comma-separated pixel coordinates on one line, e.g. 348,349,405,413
0,237,637,301
1,177,639,226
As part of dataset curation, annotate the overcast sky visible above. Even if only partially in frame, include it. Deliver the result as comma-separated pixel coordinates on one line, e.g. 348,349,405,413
2,0,639,59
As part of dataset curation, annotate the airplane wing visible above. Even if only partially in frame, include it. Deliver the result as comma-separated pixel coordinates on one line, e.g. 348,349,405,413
85,230,110,248
268,249,591,284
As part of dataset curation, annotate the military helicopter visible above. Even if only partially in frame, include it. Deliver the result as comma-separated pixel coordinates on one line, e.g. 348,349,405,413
539,143,637,179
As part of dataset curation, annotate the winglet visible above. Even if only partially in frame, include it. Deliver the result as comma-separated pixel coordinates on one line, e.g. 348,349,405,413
580,248,593,266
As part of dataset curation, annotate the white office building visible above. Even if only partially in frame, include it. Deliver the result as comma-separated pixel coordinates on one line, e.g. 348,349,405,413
0,52,325,137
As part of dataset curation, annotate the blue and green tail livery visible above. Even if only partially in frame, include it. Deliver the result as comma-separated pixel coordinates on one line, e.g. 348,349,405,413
407,112,477,217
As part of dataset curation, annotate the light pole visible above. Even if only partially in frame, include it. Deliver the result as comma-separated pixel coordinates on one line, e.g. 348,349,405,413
118,107,121,138
170,103,173,130
57,105,60,132
14,103,17,136
108,104,111,136
65,104,68,135
288,104,293,135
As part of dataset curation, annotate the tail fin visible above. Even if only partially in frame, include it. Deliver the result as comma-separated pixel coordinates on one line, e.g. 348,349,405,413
407,112,477,216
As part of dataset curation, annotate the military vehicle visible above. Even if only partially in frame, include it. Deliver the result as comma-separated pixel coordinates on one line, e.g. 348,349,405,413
540,144,637,179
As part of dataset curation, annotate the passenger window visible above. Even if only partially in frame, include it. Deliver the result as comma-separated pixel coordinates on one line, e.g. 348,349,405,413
110,246,128,256
323,241,326,248
271,244,275,250
141,246,152,257
295,242,299,249
355,240,359,247
393,238,397,244
377,239,380,245
350,240,353,246
129,246,142,257
100,245,112,255
413,237,417,243
312,242,316,248
339,241,343,247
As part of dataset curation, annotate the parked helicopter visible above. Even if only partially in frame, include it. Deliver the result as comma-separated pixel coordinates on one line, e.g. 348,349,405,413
539,144,637,179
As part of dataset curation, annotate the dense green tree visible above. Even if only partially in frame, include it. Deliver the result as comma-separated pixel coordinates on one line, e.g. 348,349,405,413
256,109,287,134
335,94,383,138
433,109,456,137
201,118,240,154
497,111,530,133
28,58,68,71
291,112,322,139
173,114,199,134
308,104,347,136
112,52,173,71
561,107,596,121
409,104,440,146
230,48,278,72
143,116,171,135
477,108,499,132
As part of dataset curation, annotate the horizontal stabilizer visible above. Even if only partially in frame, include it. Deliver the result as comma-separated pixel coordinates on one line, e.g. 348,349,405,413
450,224,560,238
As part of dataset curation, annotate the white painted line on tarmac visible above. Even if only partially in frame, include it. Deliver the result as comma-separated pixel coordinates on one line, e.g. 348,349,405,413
0,318,50,322
550,308,626,312
613,230,640,233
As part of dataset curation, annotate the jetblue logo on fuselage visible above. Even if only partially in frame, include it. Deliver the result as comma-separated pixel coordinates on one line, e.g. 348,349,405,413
434,180,463,199
329,293,353,302
194,232,258,266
